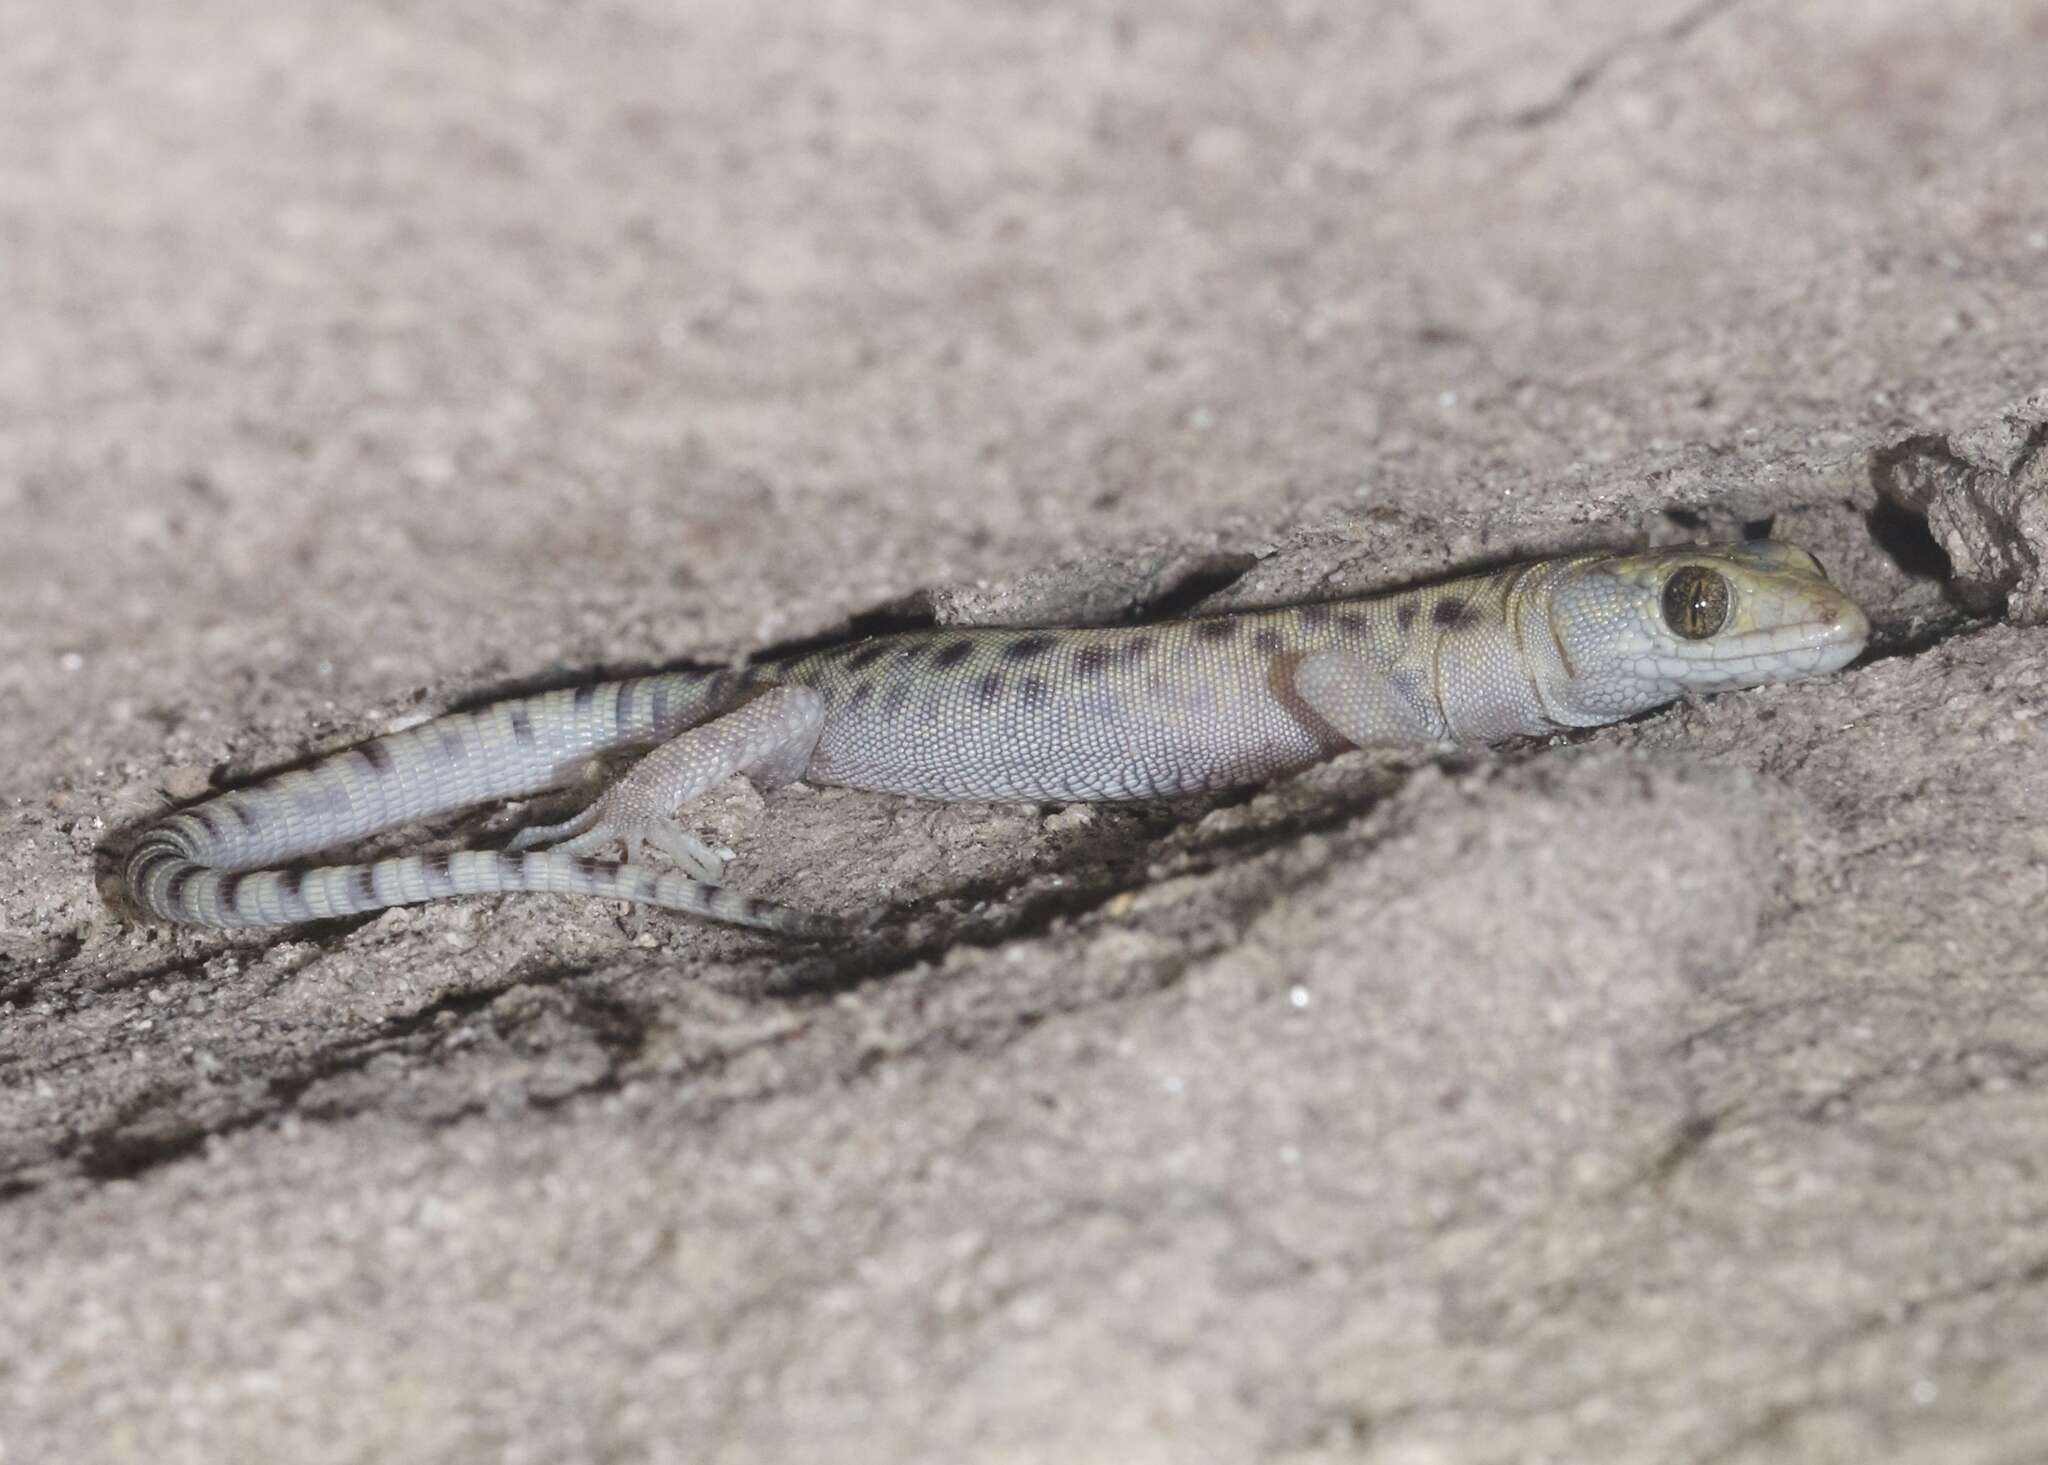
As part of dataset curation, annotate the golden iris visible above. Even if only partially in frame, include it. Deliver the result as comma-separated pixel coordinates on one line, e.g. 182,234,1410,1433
1661,566,1730,640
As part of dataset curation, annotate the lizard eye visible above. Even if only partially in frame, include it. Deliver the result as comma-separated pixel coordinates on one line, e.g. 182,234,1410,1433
1662,566,1730,640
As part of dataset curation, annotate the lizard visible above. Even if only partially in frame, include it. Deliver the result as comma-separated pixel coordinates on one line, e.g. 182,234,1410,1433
123,540,1868,937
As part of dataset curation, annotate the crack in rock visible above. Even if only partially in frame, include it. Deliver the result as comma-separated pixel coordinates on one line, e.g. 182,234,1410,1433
1870,394,2048,623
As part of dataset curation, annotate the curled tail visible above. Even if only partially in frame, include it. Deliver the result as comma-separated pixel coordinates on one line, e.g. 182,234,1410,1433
122,667,844,937
124,841,844,937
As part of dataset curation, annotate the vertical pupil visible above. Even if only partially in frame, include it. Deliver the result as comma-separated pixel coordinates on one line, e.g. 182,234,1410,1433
1663,568,1728,639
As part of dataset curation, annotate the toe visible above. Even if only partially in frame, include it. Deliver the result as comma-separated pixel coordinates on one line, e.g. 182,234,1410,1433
653,827,728,884
557,822,628,858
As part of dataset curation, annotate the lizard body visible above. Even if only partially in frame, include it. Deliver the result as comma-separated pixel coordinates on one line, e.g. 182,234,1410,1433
124,541,1867,935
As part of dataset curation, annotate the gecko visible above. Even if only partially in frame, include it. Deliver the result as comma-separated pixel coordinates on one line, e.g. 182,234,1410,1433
123,541,1868,937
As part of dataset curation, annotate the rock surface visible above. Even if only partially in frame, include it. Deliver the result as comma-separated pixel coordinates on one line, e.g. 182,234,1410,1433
1873,394,2048,622
4,1,2047,1461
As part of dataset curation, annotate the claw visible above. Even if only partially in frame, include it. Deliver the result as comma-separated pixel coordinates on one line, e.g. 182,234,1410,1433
650,826,729,884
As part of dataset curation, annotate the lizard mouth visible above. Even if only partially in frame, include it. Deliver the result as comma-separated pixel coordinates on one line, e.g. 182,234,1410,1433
1782,584,1871,668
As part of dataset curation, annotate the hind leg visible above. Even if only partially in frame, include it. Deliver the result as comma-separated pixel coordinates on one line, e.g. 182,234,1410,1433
508,685,826,880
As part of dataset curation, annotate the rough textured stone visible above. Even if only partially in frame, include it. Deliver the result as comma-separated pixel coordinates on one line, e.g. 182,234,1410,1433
1872,394,2048,622
5,2,2048,1462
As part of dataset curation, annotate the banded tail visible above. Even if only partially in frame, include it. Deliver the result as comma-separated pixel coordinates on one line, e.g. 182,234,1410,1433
123,668,843,937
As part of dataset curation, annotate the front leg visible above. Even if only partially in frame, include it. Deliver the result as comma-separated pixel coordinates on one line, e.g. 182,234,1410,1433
508,685,827,879
1294,650,1449,746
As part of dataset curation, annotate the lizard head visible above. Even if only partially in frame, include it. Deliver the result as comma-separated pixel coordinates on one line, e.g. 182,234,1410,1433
1547,541,1869,722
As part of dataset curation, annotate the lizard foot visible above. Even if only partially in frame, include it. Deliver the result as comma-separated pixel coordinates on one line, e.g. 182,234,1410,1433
507,799,730,885
505,684,827,888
